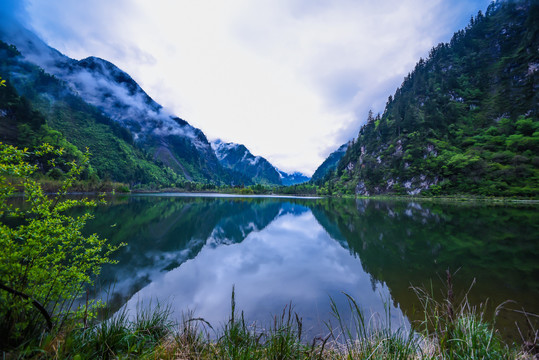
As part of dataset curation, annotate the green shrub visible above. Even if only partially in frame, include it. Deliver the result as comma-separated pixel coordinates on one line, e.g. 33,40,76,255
115,184,131,193
0,143,123,349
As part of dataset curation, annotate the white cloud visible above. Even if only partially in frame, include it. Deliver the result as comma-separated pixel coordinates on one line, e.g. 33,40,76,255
22,0,490,175
122,211,405,334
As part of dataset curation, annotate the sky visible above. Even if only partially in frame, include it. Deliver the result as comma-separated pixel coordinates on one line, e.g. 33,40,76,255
3,0,491,175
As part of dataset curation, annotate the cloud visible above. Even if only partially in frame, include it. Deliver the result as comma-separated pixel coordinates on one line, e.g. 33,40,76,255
23,0,154,64
122,210,405,334
62,64,203,143
5,0,491,175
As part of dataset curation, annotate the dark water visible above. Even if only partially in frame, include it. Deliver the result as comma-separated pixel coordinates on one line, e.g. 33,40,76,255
85,194,539,340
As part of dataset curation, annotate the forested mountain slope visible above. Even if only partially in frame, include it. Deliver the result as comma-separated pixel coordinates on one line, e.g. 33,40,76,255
325,0,538,197
311,143,348,183
0,41,177,186
0,22,249,187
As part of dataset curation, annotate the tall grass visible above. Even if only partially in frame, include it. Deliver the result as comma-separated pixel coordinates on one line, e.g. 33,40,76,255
65,301,173,359
216,287,311,359
218,286,262,359
326,293,421,359
4,282,536,359
411,271,525,359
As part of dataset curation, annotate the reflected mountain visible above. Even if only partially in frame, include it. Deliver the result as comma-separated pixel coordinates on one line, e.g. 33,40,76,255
312,198,539,338
83,195,538,340
115,196,404,338
86,196,284,308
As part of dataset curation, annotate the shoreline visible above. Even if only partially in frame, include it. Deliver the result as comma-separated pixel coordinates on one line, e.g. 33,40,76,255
9,186,539,204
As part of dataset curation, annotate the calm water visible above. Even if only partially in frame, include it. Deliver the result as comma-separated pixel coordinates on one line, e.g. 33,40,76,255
85,194,539,340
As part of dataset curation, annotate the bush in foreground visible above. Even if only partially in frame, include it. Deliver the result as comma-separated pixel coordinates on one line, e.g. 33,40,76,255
0,143,123,350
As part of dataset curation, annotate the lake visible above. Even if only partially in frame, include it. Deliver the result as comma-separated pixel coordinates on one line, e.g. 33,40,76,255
85,194,539,341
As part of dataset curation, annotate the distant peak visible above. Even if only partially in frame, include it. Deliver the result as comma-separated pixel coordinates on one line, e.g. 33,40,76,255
277,169,311,186
78,56,125,75
80,56,108,64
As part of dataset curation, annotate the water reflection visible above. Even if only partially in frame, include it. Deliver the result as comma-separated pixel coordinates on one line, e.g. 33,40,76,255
119,208,403,336
312,198,539,339
86,196,406,337
85,195,539,340
89,197,282,308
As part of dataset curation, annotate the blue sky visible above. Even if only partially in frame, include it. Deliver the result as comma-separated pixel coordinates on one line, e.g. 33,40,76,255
2,0,491,175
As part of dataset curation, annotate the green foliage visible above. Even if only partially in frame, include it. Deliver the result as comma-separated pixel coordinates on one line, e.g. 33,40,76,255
263,306,306,359
326,1,539,198
311,147,347,184
277,183,318,195
0,143,123,349
115,184,131,193
68,302,173,359
219,287,262,359
0,41,207,188
0,70,96,182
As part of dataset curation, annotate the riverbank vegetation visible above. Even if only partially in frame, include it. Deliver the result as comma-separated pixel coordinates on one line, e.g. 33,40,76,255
4,284,537,359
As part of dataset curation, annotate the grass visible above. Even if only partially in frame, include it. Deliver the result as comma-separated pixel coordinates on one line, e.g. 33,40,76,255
56,302,174,359
2,284,536,359
410,271,538,360
326,293,422,359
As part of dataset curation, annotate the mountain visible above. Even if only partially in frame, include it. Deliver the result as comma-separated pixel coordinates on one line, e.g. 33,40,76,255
325,0,539,197
0,40,165,185
210,139,311,186
278,171,310,186
211,139,281,185
0,20,248,186
311,143,349,183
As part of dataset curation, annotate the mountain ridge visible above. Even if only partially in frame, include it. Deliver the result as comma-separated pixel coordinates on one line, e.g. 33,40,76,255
0,21,251,186
311,143,349,183
210,139,311,186
321,0,539,197
211,139,281,185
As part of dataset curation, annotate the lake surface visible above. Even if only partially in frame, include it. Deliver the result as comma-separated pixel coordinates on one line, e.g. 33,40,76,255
85,194,539,341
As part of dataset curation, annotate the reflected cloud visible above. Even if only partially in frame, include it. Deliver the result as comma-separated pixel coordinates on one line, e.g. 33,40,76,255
123,209,404,336
73,195,539,342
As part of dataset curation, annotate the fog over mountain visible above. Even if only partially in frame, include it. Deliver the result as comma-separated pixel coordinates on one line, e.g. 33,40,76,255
0,0,491,175
0,20,252,185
